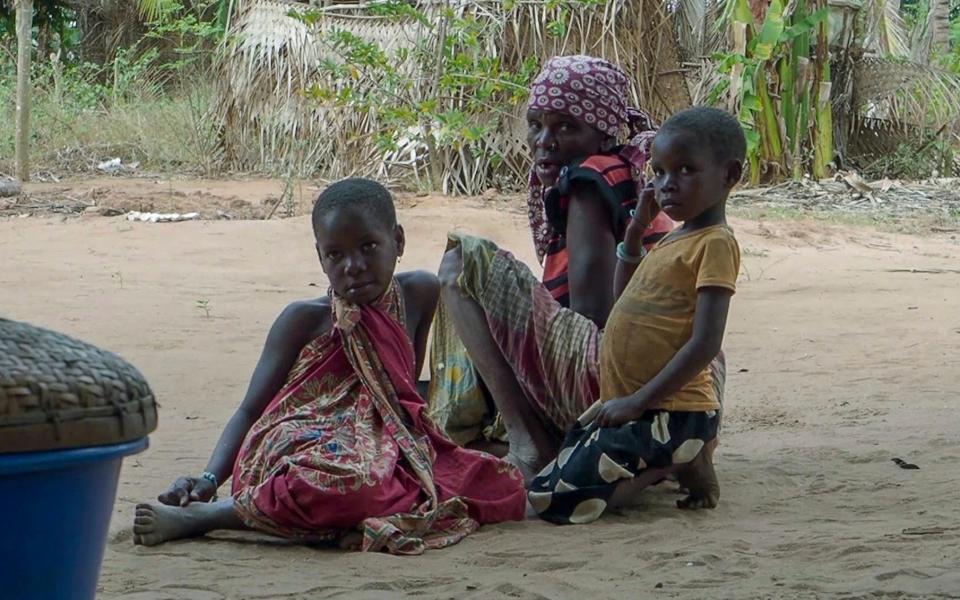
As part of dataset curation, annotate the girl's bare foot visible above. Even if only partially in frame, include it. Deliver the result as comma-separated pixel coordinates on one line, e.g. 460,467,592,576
675,446,720,510
133,498,243,546
133,503,208,546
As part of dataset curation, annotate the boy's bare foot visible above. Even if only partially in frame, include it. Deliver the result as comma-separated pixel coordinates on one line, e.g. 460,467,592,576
675,447,720,510
133,502,207,546
608,466,676,508
338,531,363,551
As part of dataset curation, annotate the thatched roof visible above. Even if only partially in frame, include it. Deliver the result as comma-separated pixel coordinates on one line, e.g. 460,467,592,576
214,0,691,193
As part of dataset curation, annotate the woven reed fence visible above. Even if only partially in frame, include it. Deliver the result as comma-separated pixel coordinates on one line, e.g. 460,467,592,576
213,0,692,194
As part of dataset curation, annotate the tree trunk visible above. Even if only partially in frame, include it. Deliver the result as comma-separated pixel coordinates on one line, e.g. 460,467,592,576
15,0,33,183
930,0,951,54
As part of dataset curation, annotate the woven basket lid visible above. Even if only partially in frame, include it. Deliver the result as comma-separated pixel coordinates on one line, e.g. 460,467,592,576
0,318,158,453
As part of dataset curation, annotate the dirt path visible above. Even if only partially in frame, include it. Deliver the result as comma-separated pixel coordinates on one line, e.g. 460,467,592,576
2,180,959,599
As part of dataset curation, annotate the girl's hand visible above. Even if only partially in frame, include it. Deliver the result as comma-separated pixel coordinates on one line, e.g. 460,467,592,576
625,183,660,251
158,476,217,507
595,395,646,428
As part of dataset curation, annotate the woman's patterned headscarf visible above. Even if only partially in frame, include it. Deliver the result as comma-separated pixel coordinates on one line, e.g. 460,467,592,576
527,55,657,263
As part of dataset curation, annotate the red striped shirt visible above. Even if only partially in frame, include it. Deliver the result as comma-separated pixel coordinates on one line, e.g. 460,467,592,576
541,153,674,307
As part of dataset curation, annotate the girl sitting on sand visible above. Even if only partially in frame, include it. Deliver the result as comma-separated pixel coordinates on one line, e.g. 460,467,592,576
528,107,744,524
133,178,526,555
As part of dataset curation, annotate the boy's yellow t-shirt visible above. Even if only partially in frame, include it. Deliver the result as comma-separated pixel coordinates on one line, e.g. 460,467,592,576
599,224,740,412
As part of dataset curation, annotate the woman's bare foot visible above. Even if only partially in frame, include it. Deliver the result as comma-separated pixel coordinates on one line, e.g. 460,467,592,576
466,439,509,458
505,443,545,485
133,499,243,546
675,446,720,510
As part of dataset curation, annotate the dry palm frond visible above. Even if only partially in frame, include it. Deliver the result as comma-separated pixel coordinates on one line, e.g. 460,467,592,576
853,57,960,129
674,0,708,59
71,0,147,66
688,62,726,105
859,0,909,57
909,12,933,65
672,0,725,60
135,0,167,21
672,0,729,106
214,0,325,173
831,1,960,167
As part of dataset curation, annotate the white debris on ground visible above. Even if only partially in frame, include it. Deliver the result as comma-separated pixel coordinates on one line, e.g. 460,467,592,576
97,158,140,175
125,211,200,223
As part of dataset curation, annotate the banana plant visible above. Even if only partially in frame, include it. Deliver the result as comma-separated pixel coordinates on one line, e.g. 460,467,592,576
712,0,832,182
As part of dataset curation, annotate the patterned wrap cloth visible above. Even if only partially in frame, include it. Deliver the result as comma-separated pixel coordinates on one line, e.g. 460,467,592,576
430,234,604,440
231,280,526,555
527,54,658,264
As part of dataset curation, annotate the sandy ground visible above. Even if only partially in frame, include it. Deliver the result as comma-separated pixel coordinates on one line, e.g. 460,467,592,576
2,178,960,599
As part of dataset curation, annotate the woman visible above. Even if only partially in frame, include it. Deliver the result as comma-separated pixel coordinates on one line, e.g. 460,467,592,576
428,56,720,481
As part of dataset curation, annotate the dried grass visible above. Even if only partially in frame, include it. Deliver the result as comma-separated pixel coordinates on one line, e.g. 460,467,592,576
730,174,960,225
213,0,690,193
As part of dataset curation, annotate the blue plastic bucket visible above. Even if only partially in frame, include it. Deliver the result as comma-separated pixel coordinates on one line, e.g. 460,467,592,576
0,437,149,600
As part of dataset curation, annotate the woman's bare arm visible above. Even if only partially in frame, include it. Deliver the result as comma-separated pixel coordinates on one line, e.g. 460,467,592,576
566,183,618,328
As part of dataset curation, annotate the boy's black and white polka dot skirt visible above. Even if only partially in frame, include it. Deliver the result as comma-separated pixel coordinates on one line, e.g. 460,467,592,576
528,403,719,525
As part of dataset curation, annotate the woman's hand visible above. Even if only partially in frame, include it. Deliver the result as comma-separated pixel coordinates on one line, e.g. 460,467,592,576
157,476,217,507
595,394,646,428
624,183,660,252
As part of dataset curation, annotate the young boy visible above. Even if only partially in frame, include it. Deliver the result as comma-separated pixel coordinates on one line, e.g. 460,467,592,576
133,178,526,554
527,107,744,525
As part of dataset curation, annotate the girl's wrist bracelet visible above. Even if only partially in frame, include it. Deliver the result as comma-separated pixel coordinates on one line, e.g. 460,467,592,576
617,241,646,264
200,471,219,501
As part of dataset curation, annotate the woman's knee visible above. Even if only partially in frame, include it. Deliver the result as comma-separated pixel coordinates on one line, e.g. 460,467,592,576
437,246,464,289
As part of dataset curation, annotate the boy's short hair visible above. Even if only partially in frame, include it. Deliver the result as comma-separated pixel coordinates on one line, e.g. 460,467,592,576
659,107,747,166
311,178,397,234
